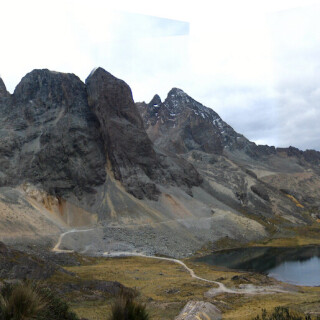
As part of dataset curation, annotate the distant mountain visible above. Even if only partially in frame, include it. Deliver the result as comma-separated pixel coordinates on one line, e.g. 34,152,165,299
0,68,319,257
137,88,320,238
137,87,251,154
137,88,320,163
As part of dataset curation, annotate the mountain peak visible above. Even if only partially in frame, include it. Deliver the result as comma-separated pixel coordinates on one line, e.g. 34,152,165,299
87,67,109,79
163,88,192,114
167,87,187,98
148,94,161,107
169,87,184,93
85,67,138,128
138,87,256,155
0,77,9,98
86,67,124,85
13,69,85,104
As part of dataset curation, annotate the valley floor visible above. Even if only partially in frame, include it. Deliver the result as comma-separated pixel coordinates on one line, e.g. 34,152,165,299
41,222,320,319
45,223,320,320
48,254,320,320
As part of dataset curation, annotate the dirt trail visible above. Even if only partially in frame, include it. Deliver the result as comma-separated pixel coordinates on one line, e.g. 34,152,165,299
104,252,289,295
53,228,290,295
52,228,94,253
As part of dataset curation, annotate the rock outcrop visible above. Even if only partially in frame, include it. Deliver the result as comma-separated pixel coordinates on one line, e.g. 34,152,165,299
0,77,9,98
86,68,162,199
86,68,202,200
137,88,259,156
0,69,106,198
175,301,222,320
276,146,320,165
0,69,202,203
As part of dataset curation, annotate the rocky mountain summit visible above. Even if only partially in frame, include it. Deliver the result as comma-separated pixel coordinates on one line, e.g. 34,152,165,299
137,88,320,230
0,68,319,257
137,88,257,156
0,77,9,98
0,69,200,202
137,88,320,164
0,69,106,196
85,68,201,200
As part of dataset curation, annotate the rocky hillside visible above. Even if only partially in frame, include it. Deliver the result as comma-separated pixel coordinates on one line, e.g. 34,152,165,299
137,88,255,155
0,68,319,257
137,88,320,230
137,87,320,165
0,69,106,196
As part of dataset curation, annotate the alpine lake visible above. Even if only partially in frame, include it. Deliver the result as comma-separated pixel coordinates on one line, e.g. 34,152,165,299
194,245,320,286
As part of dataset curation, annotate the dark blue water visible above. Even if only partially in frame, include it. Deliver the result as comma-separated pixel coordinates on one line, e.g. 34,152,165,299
194,246,320,286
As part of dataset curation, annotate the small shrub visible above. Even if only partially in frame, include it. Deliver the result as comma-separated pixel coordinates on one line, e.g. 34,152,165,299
0,281,79,320
0,281,46,320
36,287,79,320
109,290,149,320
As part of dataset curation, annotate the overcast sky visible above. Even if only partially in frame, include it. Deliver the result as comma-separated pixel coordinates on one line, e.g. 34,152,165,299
1,0,320,150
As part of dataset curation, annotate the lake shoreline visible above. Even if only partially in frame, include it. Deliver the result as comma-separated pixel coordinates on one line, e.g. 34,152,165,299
193,245,320,286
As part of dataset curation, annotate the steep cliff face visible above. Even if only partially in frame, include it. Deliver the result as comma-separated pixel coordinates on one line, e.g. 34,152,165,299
0,69,202,204
86,68,202,200
0,69,106,196
85,68,162,200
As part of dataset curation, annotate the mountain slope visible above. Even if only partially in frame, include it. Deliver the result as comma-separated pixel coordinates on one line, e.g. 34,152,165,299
0,68,319,257
137,89,320,227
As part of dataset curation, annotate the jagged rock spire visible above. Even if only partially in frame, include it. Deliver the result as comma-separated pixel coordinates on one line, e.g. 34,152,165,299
148,94,162,107
0,77,9,97
85,67,202,199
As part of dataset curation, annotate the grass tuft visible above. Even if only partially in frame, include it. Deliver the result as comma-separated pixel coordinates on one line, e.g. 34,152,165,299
0,281,46,320
109,290,149,320
0,280,79,320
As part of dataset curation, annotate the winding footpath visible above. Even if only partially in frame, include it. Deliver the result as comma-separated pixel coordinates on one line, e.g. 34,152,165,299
52,228,94,253
53,228,290,295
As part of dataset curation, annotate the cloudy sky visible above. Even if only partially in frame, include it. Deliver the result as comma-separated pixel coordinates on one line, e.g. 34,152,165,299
1,0,320,150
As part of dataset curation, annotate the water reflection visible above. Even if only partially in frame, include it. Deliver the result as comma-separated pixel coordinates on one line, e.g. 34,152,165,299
268,256,320,286
195,246,320,286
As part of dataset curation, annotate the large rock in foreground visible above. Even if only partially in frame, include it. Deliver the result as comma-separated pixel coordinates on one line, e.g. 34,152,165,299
175,301,222,320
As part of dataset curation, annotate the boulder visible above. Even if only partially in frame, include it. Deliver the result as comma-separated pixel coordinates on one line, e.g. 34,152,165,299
175,301,222,320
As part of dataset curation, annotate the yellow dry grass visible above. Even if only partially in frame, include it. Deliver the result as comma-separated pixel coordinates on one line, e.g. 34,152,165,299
60,256,260,319
48,222,320,320
248,223,320,248
221,288,320,320
286,194,304,208
51,254,320,320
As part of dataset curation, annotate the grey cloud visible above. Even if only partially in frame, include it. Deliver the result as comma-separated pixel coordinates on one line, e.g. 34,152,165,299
193,4,320,151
